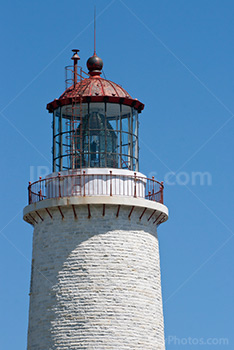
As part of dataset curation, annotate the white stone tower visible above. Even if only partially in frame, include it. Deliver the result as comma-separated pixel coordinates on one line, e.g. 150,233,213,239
23,49,168,350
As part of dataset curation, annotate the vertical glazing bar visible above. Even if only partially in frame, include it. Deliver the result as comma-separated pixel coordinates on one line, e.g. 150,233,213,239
65,107,68,169
105,102,107,167
59,108,63,170
130,108,133,170
79,100,83,170
88,102,90,167
115,105,119,169
120,104,122,168
127,109,131,169
70,105,74,169
135,111,139,172
53,111,56,172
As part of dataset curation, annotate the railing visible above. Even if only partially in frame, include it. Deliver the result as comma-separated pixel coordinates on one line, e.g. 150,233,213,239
28,172,164,205
65,65,89,89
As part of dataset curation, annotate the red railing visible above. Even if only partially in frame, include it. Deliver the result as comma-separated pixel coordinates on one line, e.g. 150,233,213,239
28,172,164,205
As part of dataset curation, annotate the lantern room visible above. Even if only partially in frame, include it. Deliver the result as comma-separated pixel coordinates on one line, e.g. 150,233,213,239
47,50,144,172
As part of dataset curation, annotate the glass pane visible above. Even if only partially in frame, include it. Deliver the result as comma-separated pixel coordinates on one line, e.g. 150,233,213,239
55,136,60,158
55,108,60,134
53,101,139,171
133,109,138,171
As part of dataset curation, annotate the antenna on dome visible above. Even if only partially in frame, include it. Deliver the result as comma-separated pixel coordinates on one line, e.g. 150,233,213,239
94,6,96,55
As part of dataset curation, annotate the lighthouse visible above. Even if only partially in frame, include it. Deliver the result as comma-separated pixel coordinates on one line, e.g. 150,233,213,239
23,49,169,350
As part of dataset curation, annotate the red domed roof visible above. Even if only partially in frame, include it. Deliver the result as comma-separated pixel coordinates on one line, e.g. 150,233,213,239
60,76,132,99
47,76,144,113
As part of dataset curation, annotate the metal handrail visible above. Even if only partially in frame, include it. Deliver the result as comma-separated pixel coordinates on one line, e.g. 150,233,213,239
28,172,164,205
65,65,89,89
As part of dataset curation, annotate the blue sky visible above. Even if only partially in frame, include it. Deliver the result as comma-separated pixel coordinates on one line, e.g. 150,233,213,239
0,1,233,349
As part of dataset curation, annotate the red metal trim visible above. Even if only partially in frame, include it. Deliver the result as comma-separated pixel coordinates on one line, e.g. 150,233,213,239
83,171,86,197
35,211,44,221
110,171,112,196
116,205,121,217
134,172,137,198
72,205,77,219
26,216,33,225
59,76,131,98
45,208,53,219
28,182,32,204
47,96,144,113
139,208,147,220
29,213,38,224
87,204,91,218
160,182,164,204
157,215,165,226
153,212,163,225
58,172,61,198
107,79,119,97
58,206,64,219
88,79,93,96
148,210,156,222
128,206,135,219
98,77,105,96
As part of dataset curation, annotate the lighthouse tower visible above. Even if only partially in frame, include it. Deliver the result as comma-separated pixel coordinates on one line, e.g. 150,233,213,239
23,49,168,350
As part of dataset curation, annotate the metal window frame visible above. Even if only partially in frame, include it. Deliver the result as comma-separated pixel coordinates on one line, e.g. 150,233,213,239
52,102,139,172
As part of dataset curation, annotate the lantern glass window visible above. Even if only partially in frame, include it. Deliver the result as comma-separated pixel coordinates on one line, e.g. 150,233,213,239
52,102,139,172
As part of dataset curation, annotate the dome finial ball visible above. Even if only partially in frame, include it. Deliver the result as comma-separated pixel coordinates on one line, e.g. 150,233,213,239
87,54,103,76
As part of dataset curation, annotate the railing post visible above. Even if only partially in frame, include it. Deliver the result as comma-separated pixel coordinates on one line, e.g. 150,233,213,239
134,172,137,198
160,181,164,204
83,171,86,196
152,176,155,200
58,172,61,198
38,177,42,201
110,171,112,196
28,182,32,204
148,191,151,200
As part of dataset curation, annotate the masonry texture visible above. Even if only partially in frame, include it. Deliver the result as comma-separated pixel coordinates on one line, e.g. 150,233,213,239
27,204,165,350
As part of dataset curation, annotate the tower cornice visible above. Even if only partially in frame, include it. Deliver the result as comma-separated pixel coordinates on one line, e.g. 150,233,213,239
23,195,168,227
